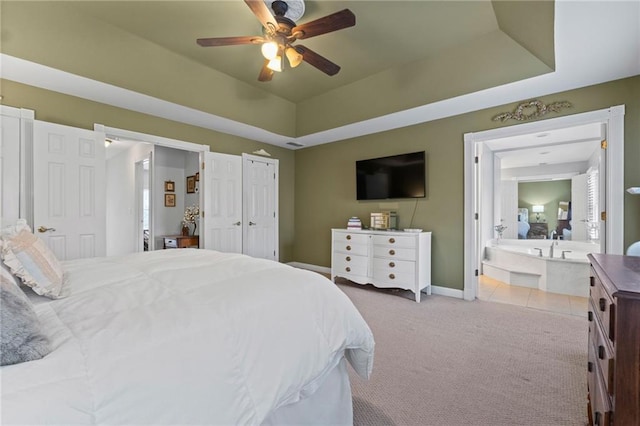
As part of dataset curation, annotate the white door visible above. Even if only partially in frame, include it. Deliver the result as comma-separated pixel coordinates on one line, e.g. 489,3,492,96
202,152,243,253
571,174,588,242
33,121,106,260
0,110,21,226
243,154,278,261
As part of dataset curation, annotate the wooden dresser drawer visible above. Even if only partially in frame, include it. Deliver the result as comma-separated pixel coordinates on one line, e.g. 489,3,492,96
333,232,369,245
333,241,368,256
372,234,416,248
372,245,416,261
333,254,368,276
589,272,616,344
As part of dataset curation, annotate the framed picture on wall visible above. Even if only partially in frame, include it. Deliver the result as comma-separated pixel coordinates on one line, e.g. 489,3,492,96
164,181,175,192
164,193,176,207
186,175,196,193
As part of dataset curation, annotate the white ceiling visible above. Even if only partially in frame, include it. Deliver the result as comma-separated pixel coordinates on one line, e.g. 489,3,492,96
491,122,602,169
1,1,639,149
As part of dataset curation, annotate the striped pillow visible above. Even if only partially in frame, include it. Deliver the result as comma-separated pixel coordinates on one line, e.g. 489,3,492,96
1,229,65,299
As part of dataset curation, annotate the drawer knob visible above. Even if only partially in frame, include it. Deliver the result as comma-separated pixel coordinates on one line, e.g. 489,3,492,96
599,298,606,312
346,256,351,261
346,245,351,251
346,235,351,240
389,273,395,280
346,267,351,272
389,249,395,255
389,262,395,268
590,276,595,287
598,345,605,360
389,237,395,243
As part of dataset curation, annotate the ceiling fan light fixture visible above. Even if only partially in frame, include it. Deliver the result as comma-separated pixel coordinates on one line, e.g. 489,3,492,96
261,41,279,60
285,47,303,68
267,56,283,72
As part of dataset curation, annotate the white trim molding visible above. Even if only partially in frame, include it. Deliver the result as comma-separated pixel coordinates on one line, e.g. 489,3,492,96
463,105,625,301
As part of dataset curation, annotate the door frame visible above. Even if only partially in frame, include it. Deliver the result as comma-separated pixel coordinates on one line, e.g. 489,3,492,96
463,105,625,301
95,124,210,248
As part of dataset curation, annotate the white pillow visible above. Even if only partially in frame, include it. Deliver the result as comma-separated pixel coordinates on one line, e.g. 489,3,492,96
1,229,65,299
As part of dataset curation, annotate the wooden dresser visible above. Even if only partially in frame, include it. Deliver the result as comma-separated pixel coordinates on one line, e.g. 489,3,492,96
587,253,640,426
163,235,199,249
331,229,431,302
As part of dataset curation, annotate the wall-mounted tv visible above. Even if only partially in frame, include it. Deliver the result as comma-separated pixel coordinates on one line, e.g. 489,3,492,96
356,151,426,200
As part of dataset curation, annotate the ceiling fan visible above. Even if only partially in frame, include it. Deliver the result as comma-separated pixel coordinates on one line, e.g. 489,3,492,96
197,0,356,82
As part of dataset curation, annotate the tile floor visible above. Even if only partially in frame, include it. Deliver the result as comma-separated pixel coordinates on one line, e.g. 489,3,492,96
478,275,588,317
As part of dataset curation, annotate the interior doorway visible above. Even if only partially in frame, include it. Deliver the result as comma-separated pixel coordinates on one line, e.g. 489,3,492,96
463,106,625,301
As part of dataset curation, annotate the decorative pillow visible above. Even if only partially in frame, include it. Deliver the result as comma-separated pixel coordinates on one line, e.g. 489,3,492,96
0,271,51,366
1,229,65,299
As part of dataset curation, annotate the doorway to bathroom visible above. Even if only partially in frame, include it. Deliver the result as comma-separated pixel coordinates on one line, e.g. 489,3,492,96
463,106,625,302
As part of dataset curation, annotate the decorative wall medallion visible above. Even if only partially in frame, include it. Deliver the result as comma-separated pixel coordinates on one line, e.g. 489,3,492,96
492,100,572,122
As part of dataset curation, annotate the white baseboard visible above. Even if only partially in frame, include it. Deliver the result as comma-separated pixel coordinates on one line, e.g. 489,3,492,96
431,285,464,299
289,262,465,299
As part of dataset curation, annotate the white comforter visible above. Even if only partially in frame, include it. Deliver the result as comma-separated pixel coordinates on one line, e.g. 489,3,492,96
1,249,374,425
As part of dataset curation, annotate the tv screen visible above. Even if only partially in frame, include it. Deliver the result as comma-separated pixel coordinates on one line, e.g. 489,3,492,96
356,151,426,200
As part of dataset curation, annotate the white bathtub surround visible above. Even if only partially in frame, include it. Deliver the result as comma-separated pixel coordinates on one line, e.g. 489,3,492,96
482,239,600,298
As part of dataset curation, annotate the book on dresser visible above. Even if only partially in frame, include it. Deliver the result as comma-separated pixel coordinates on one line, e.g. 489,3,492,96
331,229,432,302
587,253,640,426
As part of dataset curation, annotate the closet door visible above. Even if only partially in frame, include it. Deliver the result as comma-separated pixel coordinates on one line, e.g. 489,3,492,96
202,152,243,253
33,121,106,260
243,154,278,261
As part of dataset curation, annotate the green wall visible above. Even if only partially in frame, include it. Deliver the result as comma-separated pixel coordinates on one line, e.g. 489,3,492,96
518,180,572,234
0,79,297,262
3,75,639,291
294,75,640,290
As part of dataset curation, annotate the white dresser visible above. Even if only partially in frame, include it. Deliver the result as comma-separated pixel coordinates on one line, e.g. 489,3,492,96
331,229,432,302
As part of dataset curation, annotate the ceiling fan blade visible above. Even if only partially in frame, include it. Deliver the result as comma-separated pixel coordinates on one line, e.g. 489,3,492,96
197,36,264,47
244,0,278,32
294,45,340,76
292,9,355,39
258,60,274,82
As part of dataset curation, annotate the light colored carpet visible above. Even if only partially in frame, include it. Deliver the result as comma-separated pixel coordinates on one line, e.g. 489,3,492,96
337,281,588,426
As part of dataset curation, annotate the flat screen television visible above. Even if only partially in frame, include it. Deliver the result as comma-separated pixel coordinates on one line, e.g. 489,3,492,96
356,151,426,200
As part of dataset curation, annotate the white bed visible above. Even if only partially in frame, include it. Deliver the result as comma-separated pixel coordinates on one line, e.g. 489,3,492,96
1,249,374,425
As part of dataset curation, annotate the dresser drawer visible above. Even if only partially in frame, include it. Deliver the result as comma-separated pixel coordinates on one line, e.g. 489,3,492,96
372,257,415,274
372,245,416,261
589,356,613,426
589,300,615,396
333,254,368,276
333,232,369,245
372,266,416,287
589,272,616,344
372,234,416,248
333,241,368,256
164,238,177,248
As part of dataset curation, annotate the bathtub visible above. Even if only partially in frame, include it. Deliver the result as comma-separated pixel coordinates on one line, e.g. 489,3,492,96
482,238,601,297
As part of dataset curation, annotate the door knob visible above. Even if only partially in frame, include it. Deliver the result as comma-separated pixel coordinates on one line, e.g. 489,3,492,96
233,221,241,226
37,226,56,233
249,221,256,226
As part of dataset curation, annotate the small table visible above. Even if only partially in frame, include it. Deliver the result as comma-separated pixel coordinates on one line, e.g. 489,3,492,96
163,235,199,249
